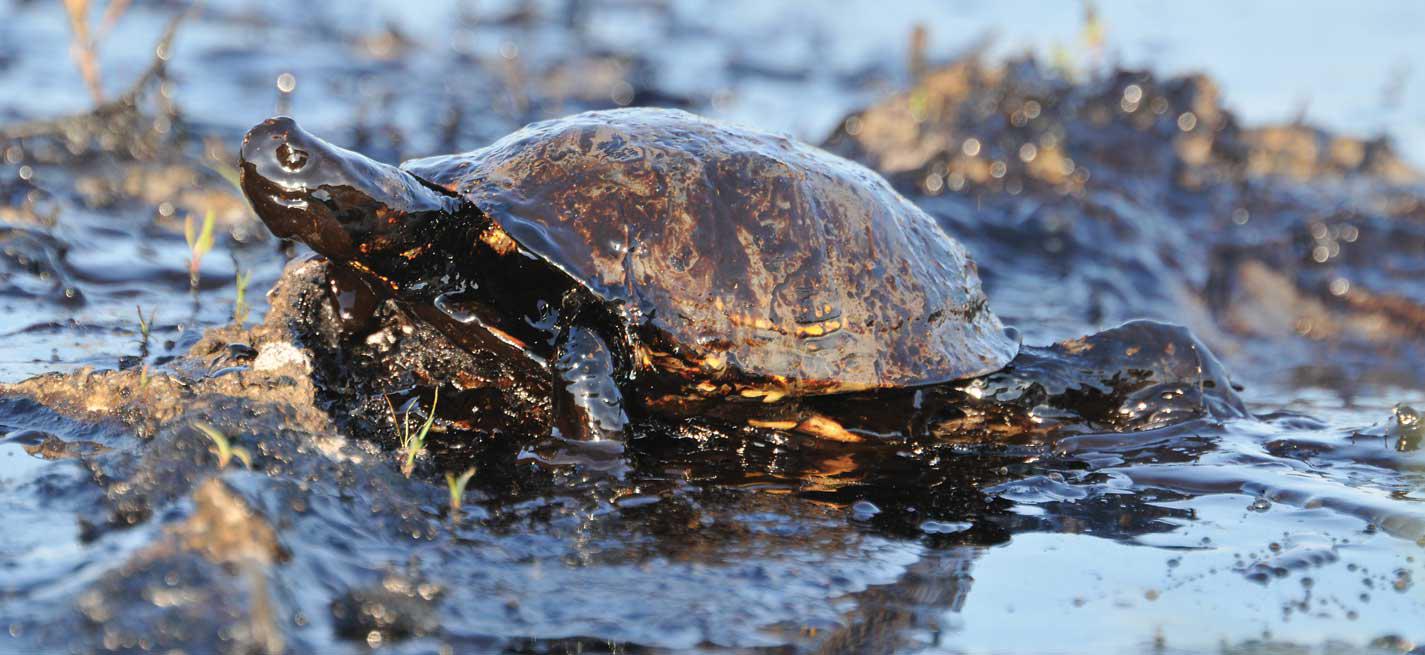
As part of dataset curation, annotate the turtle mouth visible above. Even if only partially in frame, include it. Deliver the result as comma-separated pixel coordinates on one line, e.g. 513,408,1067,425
238,160,312,214
238,156,346,251
263,178,312,210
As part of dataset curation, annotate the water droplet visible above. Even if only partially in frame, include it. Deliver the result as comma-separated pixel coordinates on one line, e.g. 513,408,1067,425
923,172,943,194
946,172,966,191
276,72,297,93
1177,112,1198,131
610,81,634,106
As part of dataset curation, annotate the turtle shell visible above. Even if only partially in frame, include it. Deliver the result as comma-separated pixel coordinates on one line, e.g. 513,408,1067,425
403,108,1018,395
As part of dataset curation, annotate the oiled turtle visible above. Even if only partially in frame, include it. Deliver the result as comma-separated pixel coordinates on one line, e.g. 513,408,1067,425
238,108,1019,443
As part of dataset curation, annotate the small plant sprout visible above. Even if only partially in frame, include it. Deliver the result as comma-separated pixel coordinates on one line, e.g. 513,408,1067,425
1079,1,1107,73
184,208,217,290
388,388,439,478
62,0,130,105
445,467,476,516
138,364,149,388
193,421,252,470
233,268,253,325
135,305,156,353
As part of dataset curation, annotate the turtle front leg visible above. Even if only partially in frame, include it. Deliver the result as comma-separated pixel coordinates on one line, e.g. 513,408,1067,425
552,325,628,444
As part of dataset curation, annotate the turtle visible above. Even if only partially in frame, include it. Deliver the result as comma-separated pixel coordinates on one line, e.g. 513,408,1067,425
238,108,1023,445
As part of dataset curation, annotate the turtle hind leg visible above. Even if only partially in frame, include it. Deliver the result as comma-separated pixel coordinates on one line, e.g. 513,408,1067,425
552,324,628,445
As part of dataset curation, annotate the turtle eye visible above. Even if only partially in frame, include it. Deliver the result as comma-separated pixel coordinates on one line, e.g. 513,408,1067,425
276,142,309,172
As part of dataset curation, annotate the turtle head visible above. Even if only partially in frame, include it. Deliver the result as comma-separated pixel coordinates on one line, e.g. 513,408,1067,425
240,116,460,267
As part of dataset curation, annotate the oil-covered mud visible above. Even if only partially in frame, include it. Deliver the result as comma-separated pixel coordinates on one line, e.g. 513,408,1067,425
2,2,1425,654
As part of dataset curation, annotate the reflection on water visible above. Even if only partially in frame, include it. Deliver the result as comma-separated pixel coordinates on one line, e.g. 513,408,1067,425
1,0,1424,653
